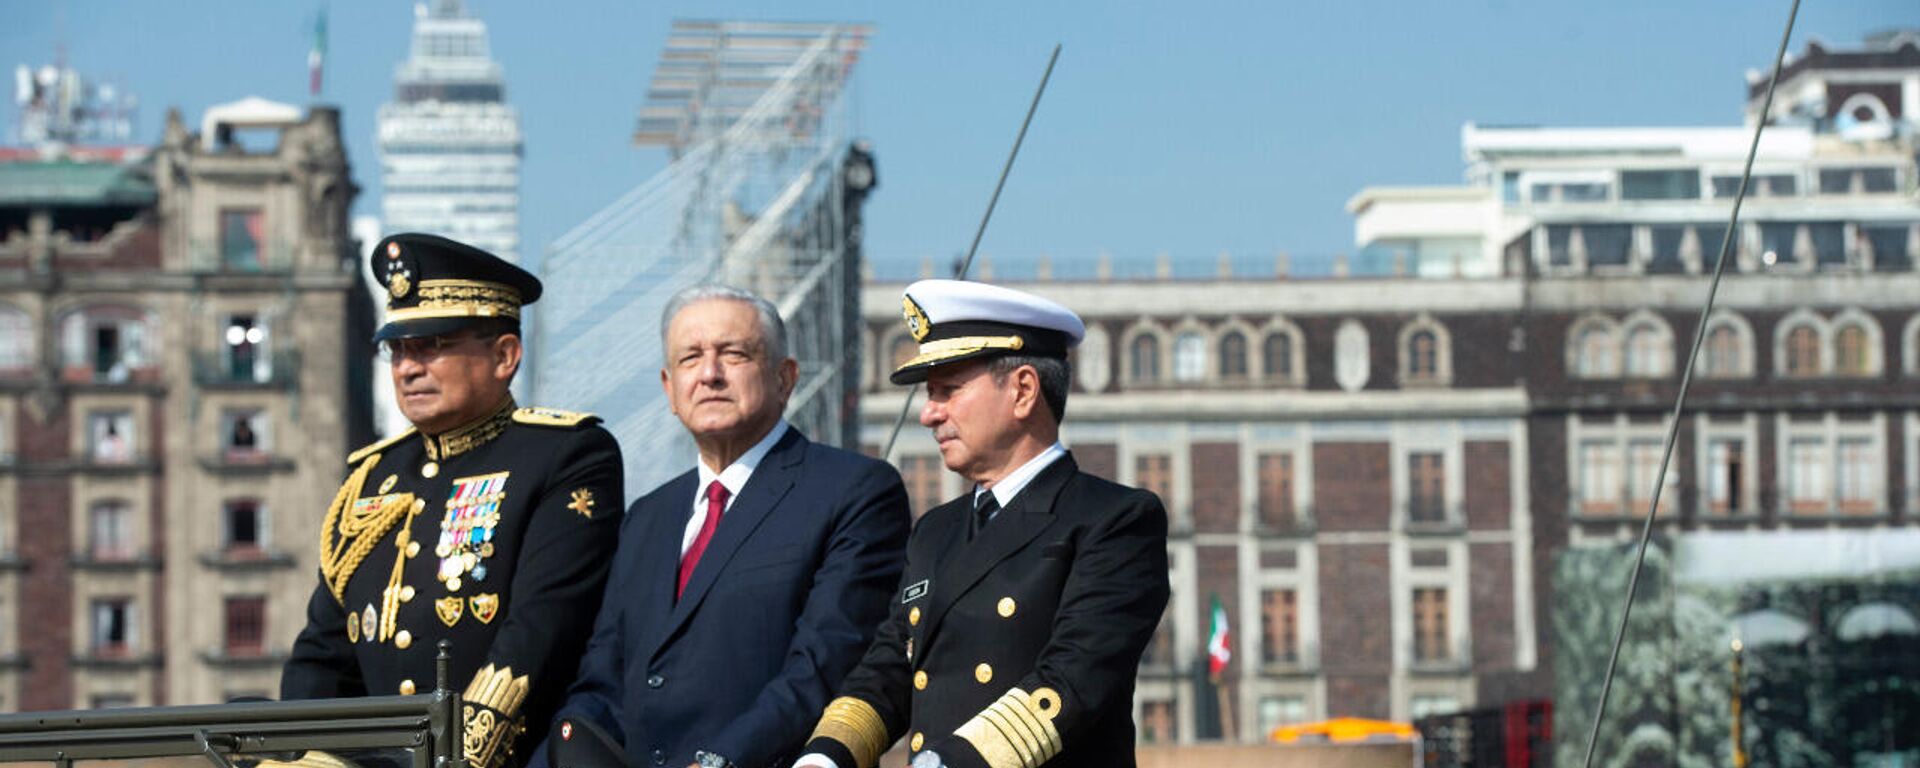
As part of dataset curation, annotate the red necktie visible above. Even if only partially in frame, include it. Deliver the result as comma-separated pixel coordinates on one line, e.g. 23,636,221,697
678,480,728,599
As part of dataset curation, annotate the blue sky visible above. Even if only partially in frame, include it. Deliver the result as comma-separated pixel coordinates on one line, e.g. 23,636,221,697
4,1,1917,275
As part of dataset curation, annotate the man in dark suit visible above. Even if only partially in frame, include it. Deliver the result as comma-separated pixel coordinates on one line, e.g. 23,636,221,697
282,233,626,768
795,280,1171,768
534,285,910,768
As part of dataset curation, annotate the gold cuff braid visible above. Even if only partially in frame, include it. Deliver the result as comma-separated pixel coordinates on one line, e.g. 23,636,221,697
952,687,1064,768
808,696,890,768
462,664,531,768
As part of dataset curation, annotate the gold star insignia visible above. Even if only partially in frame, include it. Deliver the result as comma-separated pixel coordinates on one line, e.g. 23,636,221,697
568,488,595,518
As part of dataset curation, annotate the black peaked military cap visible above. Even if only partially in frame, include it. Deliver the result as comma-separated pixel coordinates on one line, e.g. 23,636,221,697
370,232,542,342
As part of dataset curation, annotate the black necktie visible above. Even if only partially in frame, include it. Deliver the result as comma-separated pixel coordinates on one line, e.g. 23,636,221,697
971,493,1001,539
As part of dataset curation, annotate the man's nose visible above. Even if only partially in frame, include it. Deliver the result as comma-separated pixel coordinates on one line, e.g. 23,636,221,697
391,353,426,379
698,354,726,382
918,398,941,427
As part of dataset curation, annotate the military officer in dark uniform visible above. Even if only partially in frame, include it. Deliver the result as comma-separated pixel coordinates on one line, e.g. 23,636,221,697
282,233,625,768
794,280,1171,768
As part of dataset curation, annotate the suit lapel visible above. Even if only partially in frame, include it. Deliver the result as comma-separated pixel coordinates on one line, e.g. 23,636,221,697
922,454,1077,650
634,471,698,658
651,428,806,658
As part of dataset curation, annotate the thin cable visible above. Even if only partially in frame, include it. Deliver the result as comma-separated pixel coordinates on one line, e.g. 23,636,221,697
1578,2,1799,767
881,44,1063,461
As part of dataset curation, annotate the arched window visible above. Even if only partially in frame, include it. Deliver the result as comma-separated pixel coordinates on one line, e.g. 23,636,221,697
1406,331,1438,381
1702,325,1742,377
1573,325,1618,378
1129,334,1161,384
1835,323,1871,376
1172,332,1206,382
1219,331,1248,380
1263,332,1294,381
1623,324,1671,378
1784,326,1821,376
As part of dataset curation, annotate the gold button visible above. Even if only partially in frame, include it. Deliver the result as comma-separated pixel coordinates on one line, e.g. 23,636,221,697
997,597,1016,618
422,462,439,479
913,671,928,690
975,663,993,684
400,586,416,602
399,680,416,695
909,606,921,626
395,630,413,649
910,733,924,752
406,541,421,558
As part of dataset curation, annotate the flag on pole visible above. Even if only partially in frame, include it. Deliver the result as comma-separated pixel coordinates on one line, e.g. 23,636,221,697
308,7,328,96
1206,594,1231,683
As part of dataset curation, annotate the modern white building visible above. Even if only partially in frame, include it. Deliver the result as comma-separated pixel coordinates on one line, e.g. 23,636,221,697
376,0,522,263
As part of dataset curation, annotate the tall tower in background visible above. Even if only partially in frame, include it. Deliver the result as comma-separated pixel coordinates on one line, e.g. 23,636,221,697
377,0,521,263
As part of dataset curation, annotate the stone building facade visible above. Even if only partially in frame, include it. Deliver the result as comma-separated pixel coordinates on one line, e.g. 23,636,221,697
0,101,374,710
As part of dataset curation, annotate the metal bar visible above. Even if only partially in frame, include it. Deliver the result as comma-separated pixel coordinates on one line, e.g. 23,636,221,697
881,44,1062,461
1576,2,1800,768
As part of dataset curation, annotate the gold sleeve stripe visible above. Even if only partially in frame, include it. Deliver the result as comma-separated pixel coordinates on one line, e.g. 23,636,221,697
462,664,532,768
808,696,890,768
952,687,1063,768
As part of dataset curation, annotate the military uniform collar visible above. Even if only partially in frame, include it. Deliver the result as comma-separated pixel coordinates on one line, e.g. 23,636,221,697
422,397,516,461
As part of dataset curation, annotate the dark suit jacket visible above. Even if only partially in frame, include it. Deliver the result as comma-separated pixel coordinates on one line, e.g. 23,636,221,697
532,427,909,768
804,454,1170,768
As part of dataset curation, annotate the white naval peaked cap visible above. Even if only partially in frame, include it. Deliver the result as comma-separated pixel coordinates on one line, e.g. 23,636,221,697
890,279,1086,385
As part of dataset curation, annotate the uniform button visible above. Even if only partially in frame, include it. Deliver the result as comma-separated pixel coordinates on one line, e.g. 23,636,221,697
395,630,413,649
399,680,416,695
913,670,928,690
911,732,924,752
975,663,993,684
400,586,416,602
998,597,1017,618
422,462,440,479
909,606,921,626
647,674,665,689
650,749,664,766
406,541,421,558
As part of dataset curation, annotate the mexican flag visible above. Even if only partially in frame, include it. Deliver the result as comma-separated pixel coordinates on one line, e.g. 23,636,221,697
1206,594,1231,682
308,7,328,96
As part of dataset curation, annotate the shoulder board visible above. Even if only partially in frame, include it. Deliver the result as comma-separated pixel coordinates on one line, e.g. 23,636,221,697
513,406,599,428
347,427,418,465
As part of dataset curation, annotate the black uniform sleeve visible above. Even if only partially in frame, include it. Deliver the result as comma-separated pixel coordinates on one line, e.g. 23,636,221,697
464,426,626,767
281,579,367,699
930,489,1170,768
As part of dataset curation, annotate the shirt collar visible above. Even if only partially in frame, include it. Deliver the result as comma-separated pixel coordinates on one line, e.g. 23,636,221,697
696,419,790,499
974,442,1068,510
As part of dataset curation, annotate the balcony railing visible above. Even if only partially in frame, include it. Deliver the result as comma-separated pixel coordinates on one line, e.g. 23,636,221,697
192,350,300,389
186,238,296,273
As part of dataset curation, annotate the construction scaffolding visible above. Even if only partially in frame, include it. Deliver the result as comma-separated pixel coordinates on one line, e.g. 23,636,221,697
531,20,874,492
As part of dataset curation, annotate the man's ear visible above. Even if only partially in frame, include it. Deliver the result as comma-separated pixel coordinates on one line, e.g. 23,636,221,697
492,334,524,382
777,357,800,398
1009,364,1042,421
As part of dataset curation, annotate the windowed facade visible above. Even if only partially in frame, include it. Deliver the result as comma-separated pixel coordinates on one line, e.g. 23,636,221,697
89,500,135,561
1412,587,1450,663
1705,438,1747,515
1700,320,1749,378
1626,439,1675,517
222,314,270,382
220,209,264,270
1129,334,1161,384
1256,452,1297,530
223,596,267,656
1779,412,1884,517
1784,325,1822,377
90,598,133,657
900,455,943,521
224,499,265,553
1787,437,1829,514
1571,321,1619,378
1257,696,1308,735
1578,440,1621,515
1407,452,1446,523
1218,331,1248,380
1406,331,1438,382
0,305,31,372
1262,331,1294,382
87,411,136,464
62,306,152,384
221,409,265,460
1135,454,1173,503
1623,323,1671,378
1261,588,1299,664
1172,332,1206,383
1837,437,1879,514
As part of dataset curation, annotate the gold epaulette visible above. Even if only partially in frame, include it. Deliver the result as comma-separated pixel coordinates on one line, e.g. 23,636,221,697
512,406,598,428
809,697,890,768
953,687,1065,768
347,427,418,465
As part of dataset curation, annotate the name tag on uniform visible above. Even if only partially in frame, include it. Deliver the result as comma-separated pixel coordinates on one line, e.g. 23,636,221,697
901,579,930,604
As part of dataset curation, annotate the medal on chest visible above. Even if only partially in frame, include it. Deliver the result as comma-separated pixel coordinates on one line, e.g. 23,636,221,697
436,472,508,593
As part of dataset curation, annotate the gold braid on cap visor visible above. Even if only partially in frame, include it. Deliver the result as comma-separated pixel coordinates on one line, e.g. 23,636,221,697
387,280,523,323
894,335,1026,371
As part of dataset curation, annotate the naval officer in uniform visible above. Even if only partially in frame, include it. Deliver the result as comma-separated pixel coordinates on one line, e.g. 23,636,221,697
794,280,1171,768
282,233,626,768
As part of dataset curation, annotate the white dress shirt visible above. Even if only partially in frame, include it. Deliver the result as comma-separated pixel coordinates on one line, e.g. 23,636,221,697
683,420,789,556
792,442,1068,768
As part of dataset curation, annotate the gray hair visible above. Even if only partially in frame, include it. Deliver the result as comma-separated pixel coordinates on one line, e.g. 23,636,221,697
988,354,1071,422
660,283,790,362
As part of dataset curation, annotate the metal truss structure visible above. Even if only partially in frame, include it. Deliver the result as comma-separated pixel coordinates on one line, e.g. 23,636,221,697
532,20,873,492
